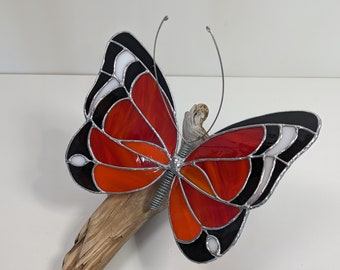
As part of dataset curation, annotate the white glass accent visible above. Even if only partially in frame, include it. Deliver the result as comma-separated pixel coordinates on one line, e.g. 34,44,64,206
247,157,274,205
89,78,119,115
69,154,89,167
115,50,136,82
206,235,221,256
266,126,297,156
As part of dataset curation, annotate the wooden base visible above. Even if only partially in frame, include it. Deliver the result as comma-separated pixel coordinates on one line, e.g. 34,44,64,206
62,184,164,270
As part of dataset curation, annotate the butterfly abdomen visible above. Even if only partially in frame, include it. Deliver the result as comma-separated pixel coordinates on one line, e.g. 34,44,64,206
149,142,199,211
149,170,175,211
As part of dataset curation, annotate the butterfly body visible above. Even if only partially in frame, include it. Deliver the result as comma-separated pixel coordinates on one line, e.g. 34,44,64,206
66,32,321,263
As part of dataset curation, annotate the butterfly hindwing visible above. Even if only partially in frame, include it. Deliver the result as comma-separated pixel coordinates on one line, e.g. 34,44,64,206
177,209,248,263
169,175,248,262
66,122,99,192
66,32,178,193
170,111,320,262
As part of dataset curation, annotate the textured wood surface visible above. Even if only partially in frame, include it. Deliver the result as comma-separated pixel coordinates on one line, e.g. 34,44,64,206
62,104,209,270
62,186,163,270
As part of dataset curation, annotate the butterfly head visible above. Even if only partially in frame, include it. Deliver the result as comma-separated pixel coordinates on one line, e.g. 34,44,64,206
182,104,209,148
192,104,209,126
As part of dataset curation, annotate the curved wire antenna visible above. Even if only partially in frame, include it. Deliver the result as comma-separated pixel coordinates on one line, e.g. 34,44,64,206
153,16,168,83
152,16,176,122
152,20,225,146
205,26,225,134
152,16,183,136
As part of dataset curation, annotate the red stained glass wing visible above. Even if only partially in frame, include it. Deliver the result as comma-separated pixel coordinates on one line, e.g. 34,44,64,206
179,165,215,196
169,177,202,242
180,127,264,206
131,73,177,155
173,112,320,262
66,32,177,194
122,141,169,166
94,165,165,192
101,75,177,155
90,127,168,168
103,99,162,146
169,177,241,242
180,180,240,229
195,159,250,201
181,112,321,210
169,175,247,262
185,126,265,162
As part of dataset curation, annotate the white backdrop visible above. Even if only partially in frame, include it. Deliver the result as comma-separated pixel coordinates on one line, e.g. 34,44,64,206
1,0,340,77
0,74,338,269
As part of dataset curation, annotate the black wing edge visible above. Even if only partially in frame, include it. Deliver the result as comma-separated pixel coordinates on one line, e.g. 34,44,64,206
177,209,248,263
219,111,321,208
84,32,173,115
65,121,100,192
220,111,320,133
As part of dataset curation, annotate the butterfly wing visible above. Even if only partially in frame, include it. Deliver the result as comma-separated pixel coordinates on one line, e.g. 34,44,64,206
66,32,178,193
169,111,320,262
169,175,249,262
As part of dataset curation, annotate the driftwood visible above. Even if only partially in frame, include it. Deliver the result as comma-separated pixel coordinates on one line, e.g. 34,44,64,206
62,187,163,270
62,104,209,270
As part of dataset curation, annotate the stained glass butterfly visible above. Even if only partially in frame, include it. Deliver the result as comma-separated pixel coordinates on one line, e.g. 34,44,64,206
66,32,321,263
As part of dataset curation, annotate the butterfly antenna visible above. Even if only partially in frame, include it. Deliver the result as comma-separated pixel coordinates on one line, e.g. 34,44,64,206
205,26,225,134
152,16,182,134
153,15,168,80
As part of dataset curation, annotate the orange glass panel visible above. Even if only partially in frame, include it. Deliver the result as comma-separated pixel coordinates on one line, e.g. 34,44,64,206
132,73,177,155
169,178,202,242
182,181,240,228
94,164,164,192
180,165,214,196
197,159,250,201
186,127,264,161
122,141,169,165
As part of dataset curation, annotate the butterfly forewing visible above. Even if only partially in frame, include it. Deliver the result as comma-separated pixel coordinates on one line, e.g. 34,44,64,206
85,32,173,117
169,111,320,262
181,111,320,208
66,32,178,193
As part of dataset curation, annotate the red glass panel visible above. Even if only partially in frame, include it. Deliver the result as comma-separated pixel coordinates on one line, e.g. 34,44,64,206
196,159,250,201
180,165,215,196
186,127,264,162
104,99,162,147
122,141,169,165
90,128,156,168
94,165,164,192
181,180,240,228
169,178,202,242
132,73,177,155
